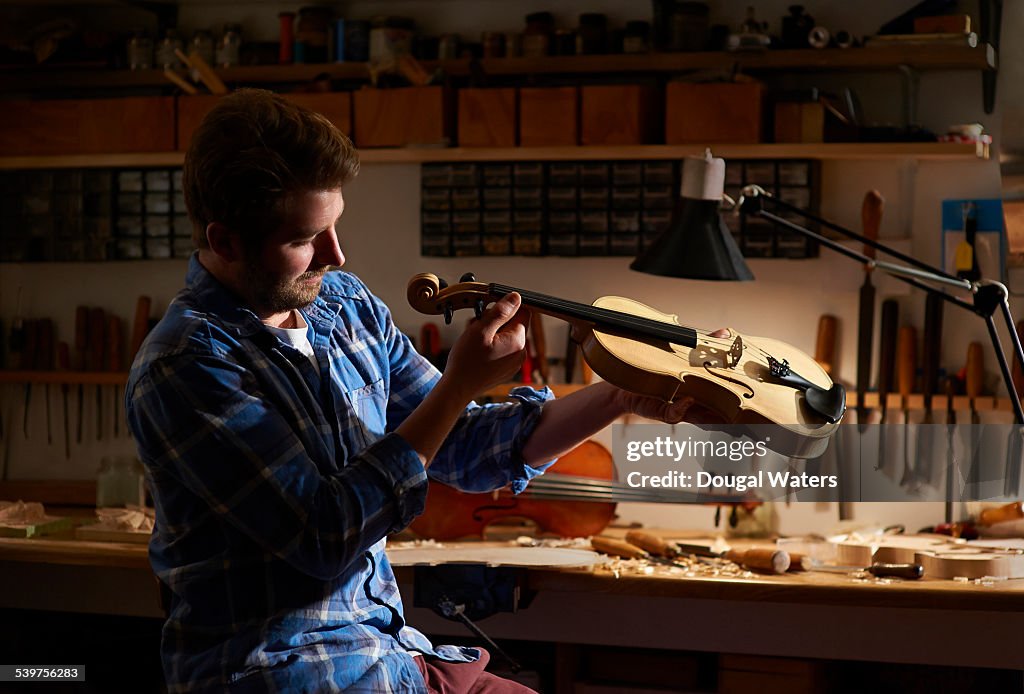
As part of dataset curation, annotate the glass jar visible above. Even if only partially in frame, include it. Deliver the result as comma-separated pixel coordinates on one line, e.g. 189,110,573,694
155,29,183,68
623,20,651,53
438,33,461,61
127,29,153,70
216,23,242,67
190,29,215,65
97,456,146,508
521,11,553,57
481,32,505,58
369,16,415,66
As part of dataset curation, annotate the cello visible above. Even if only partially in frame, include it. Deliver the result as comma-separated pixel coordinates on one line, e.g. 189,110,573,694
408,272,845,459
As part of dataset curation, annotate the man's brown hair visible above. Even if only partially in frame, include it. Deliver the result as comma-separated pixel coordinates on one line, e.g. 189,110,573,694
183,88,360,249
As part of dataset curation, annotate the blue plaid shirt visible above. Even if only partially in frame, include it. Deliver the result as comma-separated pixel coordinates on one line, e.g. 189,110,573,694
126,255,553,693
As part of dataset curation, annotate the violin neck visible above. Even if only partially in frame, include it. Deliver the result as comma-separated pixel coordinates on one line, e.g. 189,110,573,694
489,283,698,348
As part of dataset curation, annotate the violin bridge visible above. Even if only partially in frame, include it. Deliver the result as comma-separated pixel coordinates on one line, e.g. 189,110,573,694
727,335,744,368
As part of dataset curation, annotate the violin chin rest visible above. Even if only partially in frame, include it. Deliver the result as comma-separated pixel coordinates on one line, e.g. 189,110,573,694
805,382,847,424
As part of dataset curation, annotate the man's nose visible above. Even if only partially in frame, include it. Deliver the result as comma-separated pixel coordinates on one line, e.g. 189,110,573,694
315,228,344,267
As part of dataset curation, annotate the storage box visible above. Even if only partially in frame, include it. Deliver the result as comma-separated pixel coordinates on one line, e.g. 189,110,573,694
519,87,579,147
354,86,450,148
581,85,660,145
665,81,765,144
774,101,824,143
458,88,517,147
177,92,353,151
0,97,175,156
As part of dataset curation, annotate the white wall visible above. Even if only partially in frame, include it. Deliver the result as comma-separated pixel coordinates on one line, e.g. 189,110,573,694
0,0,1014,537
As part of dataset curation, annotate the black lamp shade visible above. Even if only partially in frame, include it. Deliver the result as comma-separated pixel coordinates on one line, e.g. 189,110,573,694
631,199,754,281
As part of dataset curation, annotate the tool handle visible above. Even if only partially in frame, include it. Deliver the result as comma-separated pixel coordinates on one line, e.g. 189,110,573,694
813,315,837,377
131,296,152,361
867,563,924,580
861,190,884,263
922,293,944,400
725,548,790,574
897,326,917,398
74,305,89,370
966,342,985,400
591,536,649,560
878,300,899,402
978,501,1024,526
107,316,122,372
624,530,678,559
88,308,106,372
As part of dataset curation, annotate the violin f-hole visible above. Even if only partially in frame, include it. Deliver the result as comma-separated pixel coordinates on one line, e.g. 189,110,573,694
703,362,755,399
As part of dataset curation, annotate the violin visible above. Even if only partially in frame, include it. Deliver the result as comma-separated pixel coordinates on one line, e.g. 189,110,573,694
409,439,750,540
408,273,845,459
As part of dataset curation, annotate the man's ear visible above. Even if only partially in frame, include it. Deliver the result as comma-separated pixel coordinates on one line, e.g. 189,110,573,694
205,222,242,262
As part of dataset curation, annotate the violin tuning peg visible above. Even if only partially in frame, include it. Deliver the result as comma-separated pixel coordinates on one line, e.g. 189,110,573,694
443,303,454,325
474,299,485,320
437,277,449,290
459,272,476,283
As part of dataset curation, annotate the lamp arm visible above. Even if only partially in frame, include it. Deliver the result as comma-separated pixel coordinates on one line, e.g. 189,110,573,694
740,186,1024,426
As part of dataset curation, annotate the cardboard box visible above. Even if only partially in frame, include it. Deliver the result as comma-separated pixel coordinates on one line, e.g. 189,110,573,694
177,92,353,151
458,88,517,147
581,85,660,145
665,81,765,144
519,87,579,147
0,97,175,156
353,86,450,148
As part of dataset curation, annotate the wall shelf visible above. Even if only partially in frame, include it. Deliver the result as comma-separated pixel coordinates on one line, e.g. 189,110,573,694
0,142,987,171
0,44,995,93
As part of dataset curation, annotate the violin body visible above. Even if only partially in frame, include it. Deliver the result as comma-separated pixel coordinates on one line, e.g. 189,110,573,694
582,296,837,458
408,273,845,459
409,440,617,540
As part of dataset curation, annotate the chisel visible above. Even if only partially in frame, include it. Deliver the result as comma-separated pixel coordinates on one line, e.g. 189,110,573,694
591,535,695,571
798,558,923,579
21,319,37,439
671,541,791,574
856,191,883,437
108,315,122,438
876,300,899,471
57,341,70,459
916,293,945,487
74,306,88,443
898,326,918,487
89,307,106,441
37,318,54,445
965,342,985,496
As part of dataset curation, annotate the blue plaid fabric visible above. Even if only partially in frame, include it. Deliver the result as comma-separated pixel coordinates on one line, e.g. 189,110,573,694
126,255,553,693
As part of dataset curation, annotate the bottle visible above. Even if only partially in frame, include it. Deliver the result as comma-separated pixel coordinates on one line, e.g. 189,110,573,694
127,29,153,70
279,12,296,64
216,23,242,67
155,29,183,69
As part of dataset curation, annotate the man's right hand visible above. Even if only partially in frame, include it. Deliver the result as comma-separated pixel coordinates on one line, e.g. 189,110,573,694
439,292,531,402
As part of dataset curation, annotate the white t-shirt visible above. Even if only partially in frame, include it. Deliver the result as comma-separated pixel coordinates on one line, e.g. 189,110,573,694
264,311,318,370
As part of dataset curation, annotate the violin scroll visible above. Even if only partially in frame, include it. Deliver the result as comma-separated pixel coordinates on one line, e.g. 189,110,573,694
407,273,493,325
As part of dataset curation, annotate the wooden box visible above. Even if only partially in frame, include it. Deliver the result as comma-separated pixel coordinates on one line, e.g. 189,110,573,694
774,101,824,143
0,97,175,156
581,85,660,145
665,81,765,144
458,88,517,147
519,87,579,147
353,86,450,148
177,92,353,151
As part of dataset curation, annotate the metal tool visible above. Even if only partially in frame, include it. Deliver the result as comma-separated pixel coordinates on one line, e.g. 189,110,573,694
671,541,791,574
916,292,945,488
57,341,70,460
800,558,923,579
74,305,88,444
108,315,122,438
89,307,106,441
898,325,918,487
944,376,958,524
876,300,899,471
21,319,36,439
37,318,53,445
591,535,694,571
965,342,985,498
856,191,883,438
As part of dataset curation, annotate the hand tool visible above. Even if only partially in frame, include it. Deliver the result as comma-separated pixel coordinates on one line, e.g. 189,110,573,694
21,319,37,439
591,535,695,571
856,191,883,438
875,300,899,471
89,307,107,441
57,341,70,459
799,558,923,579
812,315,847,515
897,325,917,487
163,67,199,95
916,292,945,487
37,318,54,445
108,315,122,438
978,501,1024,526
944,376,958,523
965,342,985,497
74,305,88,443
174,48,228,94
530,313,548,384
671,541,791,574
813,315,837,378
